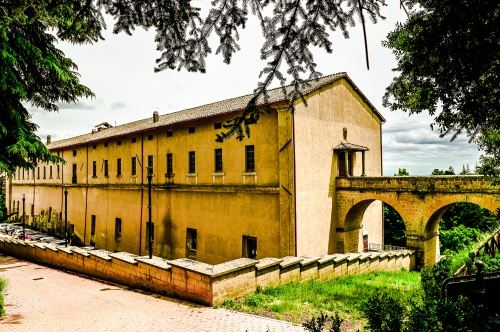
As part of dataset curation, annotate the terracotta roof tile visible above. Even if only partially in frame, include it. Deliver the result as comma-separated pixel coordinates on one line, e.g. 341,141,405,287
47,72,383,150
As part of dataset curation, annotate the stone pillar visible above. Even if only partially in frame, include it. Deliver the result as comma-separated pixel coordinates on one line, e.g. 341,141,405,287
406,233,438,270
345,151,350,177
361,151,366,176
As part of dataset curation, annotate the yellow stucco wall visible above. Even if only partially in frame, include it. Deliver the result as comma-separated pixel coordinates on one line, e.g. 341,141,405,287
7,76,384,263
293,78,383,255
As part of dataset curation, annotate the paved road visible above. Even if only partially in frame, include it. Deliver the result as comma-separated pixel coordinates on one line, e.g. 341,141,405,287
0,254,304,332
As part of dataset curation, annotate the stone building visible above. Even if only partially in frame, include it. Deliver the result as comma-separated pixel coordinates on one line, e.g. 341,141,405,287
6,72,385,264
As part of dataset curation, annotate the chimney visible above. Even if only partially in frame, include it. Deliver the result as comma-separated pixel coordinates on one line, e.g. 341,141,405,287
46,135,51,144
153,111,159,123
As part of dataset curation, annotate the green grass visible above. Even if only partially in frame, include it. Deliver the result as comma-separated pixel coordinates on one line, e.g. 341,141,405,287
0,276,6,317
220,269,421,327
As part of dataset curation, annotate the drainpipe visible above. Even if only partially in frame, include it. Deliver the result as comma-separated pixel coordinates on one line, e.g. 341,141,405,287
292,113,298,257
139,134,144,255
83,145,89,245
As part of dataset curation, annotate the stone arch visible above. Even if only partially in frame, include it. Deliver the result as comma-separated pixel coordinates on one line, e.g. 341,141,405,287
343,198,407,253
425,197,498,240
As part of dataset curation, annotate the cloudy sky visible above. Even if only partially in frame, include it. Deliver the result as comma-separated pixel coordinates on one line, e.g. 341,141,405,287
28,2,482,176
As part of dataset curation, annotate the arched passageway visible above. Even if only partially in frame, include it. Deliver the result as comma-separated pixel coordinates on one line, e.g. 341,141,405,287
334,176,500,269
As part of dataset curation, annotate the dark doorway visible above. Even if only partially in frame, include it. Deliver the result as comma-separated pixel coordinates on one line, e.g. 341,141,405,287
243,236,257,259
338,153,353,177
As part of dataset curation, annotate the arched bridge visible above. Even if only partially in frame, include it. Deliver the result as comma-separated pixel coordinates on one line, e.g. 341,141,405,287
333,176,500,269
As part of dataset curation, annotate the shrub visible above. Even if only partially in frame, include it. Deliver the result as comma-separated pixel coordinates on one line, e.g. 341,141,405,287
303,312,343,332
440,224,481,252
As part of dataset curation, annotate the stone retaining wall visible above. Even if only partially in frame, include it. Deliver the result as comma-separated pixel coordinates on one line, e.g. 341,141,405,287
0,238,415,305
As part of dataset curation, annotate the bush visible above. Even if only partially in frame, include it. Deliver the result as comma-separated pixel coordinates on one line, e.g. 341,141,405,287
303,312,343,332
440,224,481,252
363,292,405,332
0,277,6,316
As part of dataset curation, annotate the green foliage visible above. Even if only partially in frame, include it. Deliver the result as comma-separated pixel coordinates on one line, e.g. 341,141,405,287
440,224,482,253
476,129,500,185
394,168,409,176
383,0,500,142
384,205,406,246
364,292,405,332
431,166,455,175
363,257,499,331
0,276,5,316
440,203,498,232
221,270,421,324
303,312,343,332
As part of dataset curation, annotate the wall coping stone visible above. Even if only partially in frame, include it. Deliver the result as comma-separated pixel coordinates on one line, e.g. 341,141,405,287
317,254,337,265
58,246,73,254
211,258,257,277
33,243,47,250
109,252,139,265
136,256,172,271
70,247,90,257
300,255,322,267
280,256,303,268
169,257,257,277
255,257,283,270
46,244,59,252
378,252,389,259
333,254,349,263
347,254,362,262
359,253,371,261
88,249,112,261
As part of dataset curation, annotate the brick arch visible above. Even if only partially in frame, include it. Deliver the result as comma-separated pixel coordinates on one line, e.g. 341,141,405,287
342,197,408,253
424,195,499,239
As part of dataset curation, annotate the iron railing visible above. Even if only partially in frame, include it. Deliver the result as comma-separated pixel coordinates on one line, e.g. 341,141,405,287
368,243,408,252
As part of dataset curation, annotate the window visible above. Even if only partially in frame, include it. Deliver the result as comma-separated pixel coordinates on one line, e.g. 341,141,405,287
22,169,24,179
91,215,96,236
43,166,46,179
147,155,153,174
49,166,53,178
37,167,40,179
245,145,255,172
214,122,222,129
93,145,96,149
92,161,97,177
17,168,20,179
243,236,257,259
57,165,60,178
117,158,122,176
215,149,223,172
147,134,153,140
132,137,137,143
104,160,109,177
188,126,195,134
166,130,173,137
167,153,173,174
131,157,137,176
104,142,108,147
72,164,77,183
115,218,122,239
117,140,121,146
187,228,197,251
188,151,195,173
73,150,77,156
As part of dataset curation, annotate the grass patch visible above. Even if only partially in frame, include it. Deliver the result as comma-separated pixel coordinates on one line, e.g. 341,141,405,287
220,269,421,326
0,276,6,316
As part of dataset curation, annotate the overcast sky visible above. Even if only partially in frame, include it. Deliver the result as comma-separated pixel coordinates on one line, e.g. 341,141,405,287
28,2,482,176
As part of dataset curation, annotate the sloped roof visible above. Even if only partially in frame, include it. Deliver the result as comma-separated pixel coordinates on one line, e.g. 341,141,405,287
47,72,384,150
334,142,369,151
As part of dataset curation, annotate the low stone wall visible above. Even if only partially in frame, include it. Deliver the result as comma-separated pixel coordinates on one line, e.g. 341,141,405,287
0,238,415,305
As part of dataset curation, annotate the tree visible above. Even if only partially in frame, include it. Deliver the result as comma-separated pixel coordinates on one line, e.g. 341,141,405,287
394,168,409,176
431,166,455,175
383,0,500,143
1,0,389,174
383,0,500,180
